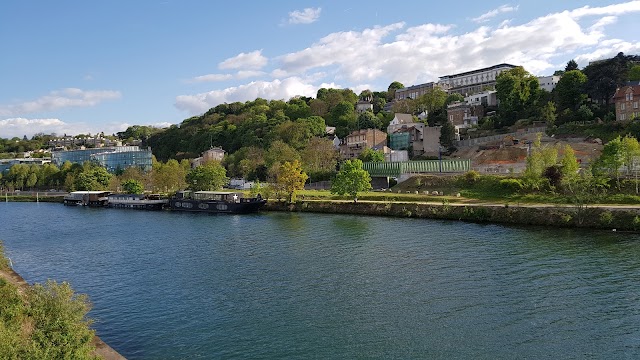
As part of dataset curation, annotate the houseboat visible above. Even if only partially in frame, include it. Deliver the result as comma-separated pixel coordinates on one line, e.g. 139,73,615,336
107,193,168,210
169,191,266,214
63,191,111,207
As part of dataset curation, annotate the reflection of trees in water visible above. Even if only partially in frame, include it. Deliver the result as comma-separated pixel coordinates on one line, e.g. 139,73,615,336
332,217,370,240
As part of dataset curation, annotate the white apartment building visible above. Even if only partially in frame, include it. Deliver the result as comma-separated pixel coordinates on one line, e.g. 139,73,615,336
537,75,561,92
439,63,516,95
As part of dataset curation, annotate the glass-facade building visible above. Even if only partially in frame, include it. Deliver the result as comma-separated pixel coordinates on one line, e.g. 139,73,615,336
389,132,410,150
51,146,153,173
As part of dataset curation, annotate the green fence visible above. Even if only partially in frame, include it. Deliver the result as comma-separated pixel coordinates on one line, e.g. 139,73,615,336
362,159,471,177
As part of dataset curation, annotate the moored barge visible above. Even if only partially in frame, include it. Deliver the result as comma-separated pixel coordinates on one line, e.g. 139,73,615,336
169,190,266,214
107,193,168,210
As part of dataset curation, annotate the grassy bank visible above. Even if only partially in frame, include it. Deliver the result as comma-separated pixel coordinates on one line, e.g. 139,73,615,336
0,241,124,360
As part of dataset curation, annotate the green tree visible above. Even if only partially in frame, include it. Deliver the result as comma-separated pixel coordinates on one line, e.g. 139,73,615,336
274,160,308,203
357,111,382,130
386,81,405,102
523,134,558,189
594,136,624,188
565,59,579,72
496,66,541,126
186,161,228,191
331,159,372,202
301,137,339,181
540,101,557,127
629,65,640,81
445,93,464,105
358,148,384,162
121,179,144,194
554,70,587,111
560,145,580,182
439,121,457,151
621,135,640,176
416,88,448,116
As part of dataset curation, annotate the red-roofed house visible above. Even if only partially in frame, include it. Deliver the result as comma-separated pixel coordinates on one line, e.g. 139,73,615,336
612,83,640,121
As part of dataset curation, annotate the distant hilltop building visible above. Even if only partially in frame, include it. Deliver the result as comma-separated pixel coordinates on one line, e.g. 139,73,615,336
192,147,225,168
439,63,516,95
51,146,153,173
394,82,450,101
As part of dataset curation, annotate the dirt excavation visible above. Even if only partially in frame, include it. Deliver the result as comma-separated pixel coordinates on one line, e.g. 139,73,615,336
453,133,604,174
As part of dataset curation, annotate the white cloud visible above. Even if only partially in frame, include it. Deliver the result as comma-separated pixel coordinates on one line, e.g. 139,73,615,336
0,88,121,117
175,77,319,114
175,2,640,114
191,74,234,83
0,118,177,139
472,4,518,23
568,1,640,18
288,7,321,24
218,50,268,70
0,118,91,138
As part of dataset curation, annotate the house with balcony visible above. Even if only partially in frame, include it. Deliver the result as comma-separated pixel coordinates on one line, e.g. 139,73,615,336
612,82,640,121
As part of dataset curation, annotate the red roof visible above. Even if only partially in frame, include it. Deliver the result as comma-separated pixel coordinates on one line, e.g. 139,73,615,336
612,85,640,101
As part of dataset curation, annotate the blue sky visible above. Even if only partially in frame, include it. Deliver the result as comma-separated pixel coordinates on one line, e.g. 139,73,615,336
1,0,639,138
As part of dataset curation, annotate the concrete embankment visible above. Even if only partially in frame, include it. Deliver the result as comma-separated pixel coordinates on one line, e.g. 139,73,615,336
265,200,640,231
0,267,126,360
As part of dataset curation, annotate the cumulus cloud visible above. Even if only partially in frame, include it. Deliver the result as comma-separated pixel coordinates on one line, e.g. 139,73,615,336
175,1,640,114
288,7,321,24
0,118,90,138
472,4,519,23
568,1,640,18
218,50,268,70
175,77,319,114
0,88,121,117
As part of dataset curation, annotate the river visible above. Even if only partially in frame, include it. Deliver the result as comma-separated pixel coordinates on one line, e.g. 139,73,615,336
1,202,639,359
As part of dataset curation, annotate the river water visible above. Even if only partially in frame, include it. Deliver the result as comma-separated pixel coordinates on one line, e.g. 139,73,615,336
1,202,639,359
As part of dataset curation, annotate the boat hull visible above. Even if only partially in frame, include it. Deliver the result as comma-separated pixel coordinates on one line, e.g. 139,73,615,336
168,199,266,214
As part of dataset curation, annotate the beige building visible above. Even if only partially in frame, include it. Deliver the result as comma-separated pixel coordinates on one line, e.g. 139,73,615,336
192,147,226,167
440,63,516,95
339,129,387,159
613,83,640,121
395,82,449,101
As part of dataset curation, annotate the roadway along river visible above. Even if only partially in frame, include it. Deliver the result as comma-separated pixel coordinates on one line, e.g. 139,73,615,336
1,202,639,359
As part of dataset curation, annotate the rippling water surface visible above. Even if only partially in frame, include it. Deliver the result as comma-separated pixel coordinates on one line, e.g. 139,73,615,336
1,202,640,359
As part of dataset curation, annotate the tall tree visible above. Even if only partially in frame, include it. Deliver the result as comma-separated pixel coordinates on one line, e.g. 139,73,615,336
496,66,541,126
121,179,144,194
554,70,587,111
301,137,339,181
186,161,228,191
330,159,372,202
565,59,579,72
274,160,308,203
386,81,405,102
439,121,457,151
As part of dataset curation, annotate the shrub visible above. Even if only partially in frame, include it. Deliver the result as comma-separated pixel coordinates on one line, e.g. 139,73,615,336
599,211,614,226
499,178,524,192
463,170,480,184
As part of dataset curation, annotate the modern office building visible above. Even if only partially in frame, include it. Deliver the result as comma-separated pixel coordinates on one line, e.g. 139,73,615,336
51,146,153,172
439,63,517,95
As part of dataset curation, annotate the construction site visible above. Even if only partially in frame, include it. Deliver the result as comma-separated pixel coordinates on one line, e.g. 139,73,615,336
453,132,604,174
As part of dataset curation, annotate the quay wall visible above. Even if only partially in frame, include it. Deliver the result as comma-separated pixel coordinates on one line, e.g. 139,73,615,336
265,201,640,231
